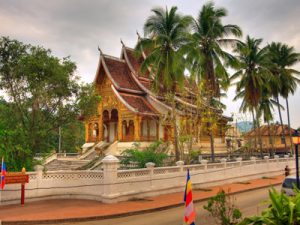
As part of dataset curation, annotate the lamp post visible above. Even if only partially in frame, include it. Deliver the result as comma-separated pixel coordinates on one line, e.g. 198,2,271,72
292,136,300,188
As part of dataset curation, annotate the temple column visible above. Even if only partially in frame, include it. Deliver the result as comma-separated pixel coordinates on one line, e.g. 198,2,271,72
85,122,89,142
99,115,103,142
134,115,141,141
118,114,122,141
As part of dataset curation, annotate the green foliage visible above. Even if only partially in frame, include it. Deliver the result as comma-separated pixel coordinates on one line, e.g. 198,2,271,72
0,37,100,170
239,188,300,225
76,83,101,118
121,141,168,168
204,190,242,225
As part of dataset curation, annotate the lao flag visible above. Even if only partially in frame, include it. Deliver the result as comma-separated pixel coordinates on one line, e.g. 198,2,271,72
1,157,7,189
184,169,196,225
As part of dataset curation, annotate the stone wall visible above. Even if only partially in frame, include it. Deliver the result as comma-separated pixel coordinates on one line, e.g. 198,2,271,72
0,155,295,205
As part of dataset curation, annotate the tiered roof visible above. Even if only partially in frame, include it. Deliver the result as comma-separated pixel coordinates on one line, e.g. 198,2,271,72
94,40,230,120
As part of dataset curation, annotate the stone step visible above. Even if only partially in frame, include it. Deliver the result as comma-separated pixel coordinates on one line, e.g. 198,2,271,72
45,159,89,171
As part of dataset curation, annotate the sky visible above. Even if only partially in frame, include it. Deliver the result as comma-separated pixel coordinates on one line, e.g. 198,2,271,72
0,0,300,128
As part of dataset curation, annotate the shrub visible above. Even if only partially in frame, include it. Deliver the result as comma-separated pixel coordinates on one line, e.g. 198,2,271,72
204,190,242,225
121,141,168,168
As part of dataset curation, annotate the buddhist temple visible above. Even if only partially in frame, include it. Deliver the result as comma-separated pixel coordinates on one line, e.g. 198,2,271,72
84,39,230,154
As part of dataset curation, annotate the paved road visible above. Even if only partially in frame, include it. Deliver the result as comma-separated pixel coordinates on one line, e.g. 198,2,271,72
58,186,279,225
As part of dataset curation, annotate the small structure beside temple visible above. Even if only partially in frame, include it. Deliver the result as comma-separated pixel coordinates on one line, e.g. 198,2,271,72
244,124,297,153
84,39,231,155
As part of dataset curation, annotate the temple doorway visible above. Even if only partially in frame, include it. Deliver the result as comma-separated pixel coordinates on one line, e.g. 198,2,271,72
102,109,118,143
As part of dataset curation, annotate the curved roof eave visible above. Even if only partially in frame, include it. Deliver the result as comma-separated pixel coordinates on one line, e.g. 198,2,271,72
111,85,158,117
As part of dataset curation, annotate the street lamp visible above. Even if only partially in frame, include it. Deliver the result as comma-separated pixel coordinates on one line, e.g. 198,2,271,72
292,135,300,188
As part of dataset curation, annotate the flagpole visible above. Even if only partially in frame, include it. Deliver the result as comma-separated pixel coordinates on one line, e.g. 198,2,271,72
0,157,2,206
0,157,2,188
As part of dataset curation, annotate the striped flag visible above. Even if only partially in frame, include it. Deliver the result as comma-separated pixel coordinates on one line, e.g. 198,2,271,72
184,169,196,225
1,157,7,189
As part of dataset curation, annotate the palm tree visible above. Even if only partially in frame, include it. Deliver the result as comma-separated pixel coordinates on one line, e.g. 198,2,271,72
267,42,300,152
258,87,276,156
135,6,191,161
231,36,270,158
185,2,242,161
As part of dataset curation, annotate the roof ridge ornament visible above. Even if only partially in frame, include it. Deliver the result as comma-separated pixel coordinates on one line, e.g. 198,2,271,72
97,46,104,55
120,39,125,46
136,31,142,40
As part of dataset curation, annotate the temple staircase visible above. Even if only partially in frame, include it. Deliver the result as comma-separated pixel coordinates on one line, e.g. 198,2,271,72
43,141,112,171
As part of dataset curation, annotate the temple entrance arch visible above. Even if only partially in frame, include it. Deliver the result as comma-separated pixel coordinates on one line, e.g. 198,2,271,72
109,109,118,142
102,109,118,143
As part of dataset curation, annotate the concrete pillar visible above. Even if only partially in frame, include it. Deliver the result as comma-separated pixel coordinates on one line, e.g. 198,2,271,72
250,156,256,163
220,158,227,169
176,161,184,172
102,155,120,203
236,157,243,166
201,160,208,171
146,162,155,188
264,156,270,172
34,165,44,197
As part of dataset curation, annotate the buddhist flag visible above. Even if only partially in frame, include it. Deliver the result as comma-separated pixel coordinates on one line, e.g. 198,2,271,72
1,157,7,189
184,169,196,225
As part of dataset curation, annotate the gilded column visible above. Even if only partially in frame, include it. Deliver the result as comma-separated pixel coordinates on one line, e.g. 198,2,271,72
85,122,89,142
118,113,122,141
134,115,141,141
98,115,103,141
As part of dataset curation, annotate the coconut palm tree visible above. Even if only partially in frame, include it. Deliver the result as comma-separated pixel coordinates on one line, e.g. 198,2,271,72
185,2,242,161
135,6,191,161
231,36,270,158
258,87,276,156
267,42,300,152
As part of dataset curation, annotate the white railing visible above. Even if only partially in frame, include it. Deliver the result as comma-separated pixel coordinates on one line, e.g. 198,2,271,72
0,156,295,205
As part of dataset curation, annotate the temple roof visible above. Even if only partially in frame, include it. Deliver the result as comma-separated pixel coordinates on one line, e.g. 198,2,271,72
120,93,158,115
123,47,151,79
102,55,143,93
95,41,231,120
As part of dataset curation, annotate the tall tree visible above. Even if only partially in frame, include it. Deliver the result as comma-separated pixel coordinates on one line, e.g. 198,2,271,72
267,42,300,152
231,36,270,158
185,2,242,161
135,6,191,161
0,37,101,170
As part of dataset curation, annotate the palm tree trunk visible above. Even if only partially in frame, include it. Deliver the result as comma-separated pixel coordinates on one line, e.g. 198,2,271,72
276,95,287,151
210,124,215,162
255,107,263,158
267,121,274,157
251,109,257,151
171,93,180,161
286,98,294,154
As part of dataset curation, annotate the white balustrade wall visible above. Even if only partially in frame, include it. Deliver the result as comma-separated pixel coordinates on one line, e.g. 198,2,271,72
0,155,295,205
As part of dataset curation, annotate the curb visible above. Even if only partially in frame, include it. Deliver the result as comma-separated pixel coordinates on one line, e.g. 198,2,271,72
1,180,282,225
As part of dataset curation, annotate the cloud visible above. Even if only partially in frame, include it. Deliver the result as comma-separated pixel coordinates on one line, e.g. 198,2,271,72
0,0,300,127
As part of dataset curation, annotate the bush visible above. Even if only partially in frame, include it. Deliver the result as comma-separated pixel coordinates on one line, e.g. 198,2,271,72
204,190,242,225
121,141,168,168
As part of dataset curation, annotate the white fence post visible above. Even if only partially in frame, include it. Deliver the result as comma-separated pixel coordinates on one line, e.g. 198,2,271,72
176,161,184,172
220,158,227,169
102,155,119,203
146,162,155,188
34,165,44,186
264,156,270,172
200,160,208,171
